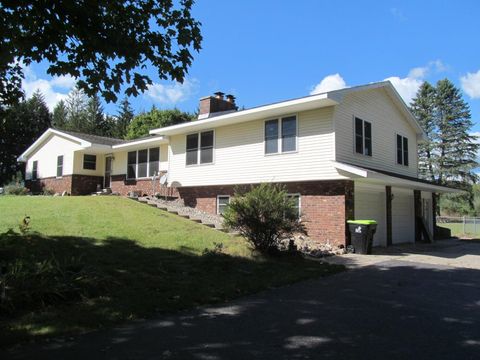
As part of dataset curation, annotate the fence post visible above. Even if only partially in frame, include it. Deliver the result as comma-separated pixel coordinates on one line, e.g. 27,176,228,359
475,218,477,235
463,216,466,234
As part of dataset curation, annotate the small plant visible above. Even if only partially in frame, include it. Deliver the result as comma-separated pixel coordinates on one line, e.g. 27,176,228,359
223,183,306,254
42,189,55,196
202,242,224,256
18,216,31,235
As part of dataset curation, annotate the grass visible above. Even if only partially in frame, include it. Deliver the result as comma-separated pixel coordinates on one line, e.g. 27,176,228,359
439,222,480,237
0,196,344,347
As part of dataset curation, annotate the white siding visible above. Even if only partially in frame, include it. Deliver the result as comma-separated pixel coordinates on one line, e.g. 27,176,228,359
354,182,387,246
392,187,415,244
334,88,418,177
167,107,345,187
25,134,82,179
111,144,169,176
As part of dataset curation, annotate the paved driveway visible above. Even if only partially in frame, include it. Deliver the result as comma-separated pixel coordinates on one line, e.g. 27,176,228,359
3,239,480,360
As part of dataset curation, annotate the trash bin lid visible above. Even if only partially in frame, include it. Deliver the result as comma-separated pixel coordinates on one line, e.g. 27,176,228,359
347,220,377,225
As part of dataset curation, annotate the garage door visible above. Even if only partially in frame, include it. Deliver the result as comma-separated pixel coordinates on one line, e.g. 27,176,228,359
354,183,386,246
392,188,415,244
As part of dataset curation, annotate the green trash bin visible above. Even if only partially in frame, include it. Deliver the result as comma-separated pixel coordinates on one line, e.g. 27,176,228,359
347,220,377,254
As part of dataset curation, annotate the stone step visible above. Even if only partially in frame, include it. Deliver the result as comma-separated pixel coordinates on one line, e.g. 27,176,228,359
168,210,179,215
156,204,168,210
190,218,203,223
202,223,216,228
179,214,190,219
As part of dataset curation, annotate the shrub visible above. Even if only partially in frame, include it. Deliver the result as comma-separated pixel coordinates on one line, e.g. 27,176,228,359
223,183,306,254
4,184,28,195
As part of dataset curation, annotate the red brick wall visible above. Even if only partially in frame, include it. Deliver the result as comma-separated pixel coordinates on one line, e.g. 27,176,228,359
25,174,103,195
177,180,354,246
110,174,179,198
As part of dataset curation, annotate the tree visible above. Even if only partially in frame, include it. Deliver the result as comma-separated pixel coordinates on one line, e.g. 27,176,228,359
222,183,306,254
0,91,51,185
85,94,107,135
410,82,437,182
52,100,68,129
115,98,134,139
411,79,479,215
0,1,202,106
126,108,194,139
64,87,88,133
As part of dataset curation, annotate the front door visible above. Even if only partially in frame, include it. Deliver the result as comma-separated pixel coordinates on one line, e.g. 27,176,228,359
104,156,112,188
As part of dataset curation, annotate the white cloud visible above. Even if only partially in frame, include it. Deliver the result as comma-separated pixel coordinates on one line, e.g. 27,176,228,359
21,64,76,110
460,70,480,99
145,78,198,105
385,60,446,104
310,73,347,95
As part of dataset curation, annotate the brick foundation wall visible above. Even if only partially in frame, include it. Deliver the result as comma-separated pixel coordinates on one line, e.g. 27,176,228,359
26,174,104,195
177,180,354,246
110,174,179,198
71,175,104,195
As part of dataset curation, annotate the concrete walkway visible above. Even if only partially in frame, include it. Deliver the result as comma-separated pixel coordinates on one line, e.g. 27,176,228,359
324,238,480,270
3,239,480,360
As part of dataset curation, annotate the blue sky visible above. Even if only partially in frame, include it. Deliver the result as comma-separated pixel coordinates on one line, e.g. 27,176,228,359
22,0,480,132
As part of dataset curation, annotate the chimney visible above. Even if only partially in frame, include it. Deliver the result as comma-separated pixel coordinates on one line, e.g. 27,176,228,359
199,91,237,119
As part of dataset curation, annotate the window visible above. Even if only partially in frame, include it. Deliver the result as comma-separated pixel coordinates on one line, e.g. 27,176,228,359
286,194,301,219
354,117,372,156
397,135,409,166
57,155,63,177
127,148,160,179
83,154,97,170
137,149,148,178
32,160,38,180
265,116,297,154
186,130,214,165
217,195,230,215
127,151,136,179
149,148,160,176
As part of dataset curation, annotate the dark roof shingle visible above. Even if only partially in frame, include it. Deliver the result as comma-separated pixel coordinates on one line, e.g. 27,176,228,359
56,129,126,146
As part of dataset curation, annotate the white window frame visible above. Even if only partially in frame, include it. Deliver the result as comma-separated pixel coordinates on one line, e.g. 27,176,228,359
286,193,301,219
396,133,409,167
217,195,231,215
185,129,215,166
353,116,372,157
126,147,161,180
264,115,298,156
56,155,64,178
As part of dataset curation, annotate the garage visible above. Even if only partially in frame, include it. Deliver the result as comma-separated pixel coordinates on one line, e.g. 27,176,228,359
391,188,415,244
354,182,386,246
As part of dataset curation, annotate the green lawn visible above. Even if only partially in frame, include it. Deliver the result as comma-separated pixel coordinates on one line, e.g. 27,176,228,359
0,196,343,347
439,222,480,237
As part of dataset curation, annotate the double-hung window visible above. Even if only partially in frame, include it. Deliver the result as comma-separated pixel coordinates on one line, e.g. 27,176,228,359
127,147,160,179
32,160,38,180
57,155,63,177
186,130,214,165
354,117,372,156
396,135,409,166
217,195,230,215
265,115,297,154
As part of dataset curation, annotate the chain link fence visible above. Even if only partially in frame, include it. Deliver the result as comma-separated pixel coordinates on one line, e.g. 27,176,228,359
437,216,480,236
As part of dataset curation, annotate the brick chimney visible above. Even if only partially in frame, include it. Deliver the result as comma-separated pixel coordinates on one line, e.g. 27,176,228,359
199,92,237,119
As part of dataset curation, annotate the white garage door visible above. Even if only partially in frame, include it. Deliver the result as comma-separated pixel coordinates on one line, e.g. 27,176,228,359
392,188,415,244
354,183,386,246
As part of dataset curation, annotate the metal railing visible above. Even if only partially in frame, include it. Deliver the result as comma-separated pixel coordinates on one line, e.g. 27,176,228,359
437,216,480,235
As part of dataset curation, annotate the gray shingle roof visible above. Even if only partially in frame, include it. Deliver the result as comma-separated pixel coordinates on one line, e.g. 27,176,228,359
57,129,127,146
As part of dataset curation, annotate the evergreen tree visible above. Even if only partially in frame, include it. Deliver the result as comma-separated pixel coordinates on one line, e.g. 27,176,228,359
411,78,479,214
0,90,51,184
52,100,68,129
65,87,88,132
115,97,134,139
85,94,106,135
410,82,437,182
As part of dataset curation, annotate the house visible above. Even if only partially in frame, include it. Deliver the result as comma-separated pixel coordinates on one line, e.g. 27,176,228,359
18,81,457,247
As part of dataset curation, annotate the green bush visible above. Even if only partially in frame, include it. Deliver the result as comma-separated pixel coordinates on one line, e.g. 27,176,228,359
223,183,305,254
4,184,29,195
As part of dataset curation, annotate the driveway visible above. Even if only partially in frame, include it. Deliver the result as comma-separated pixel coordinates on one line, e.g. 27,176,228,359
3,239,480,360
